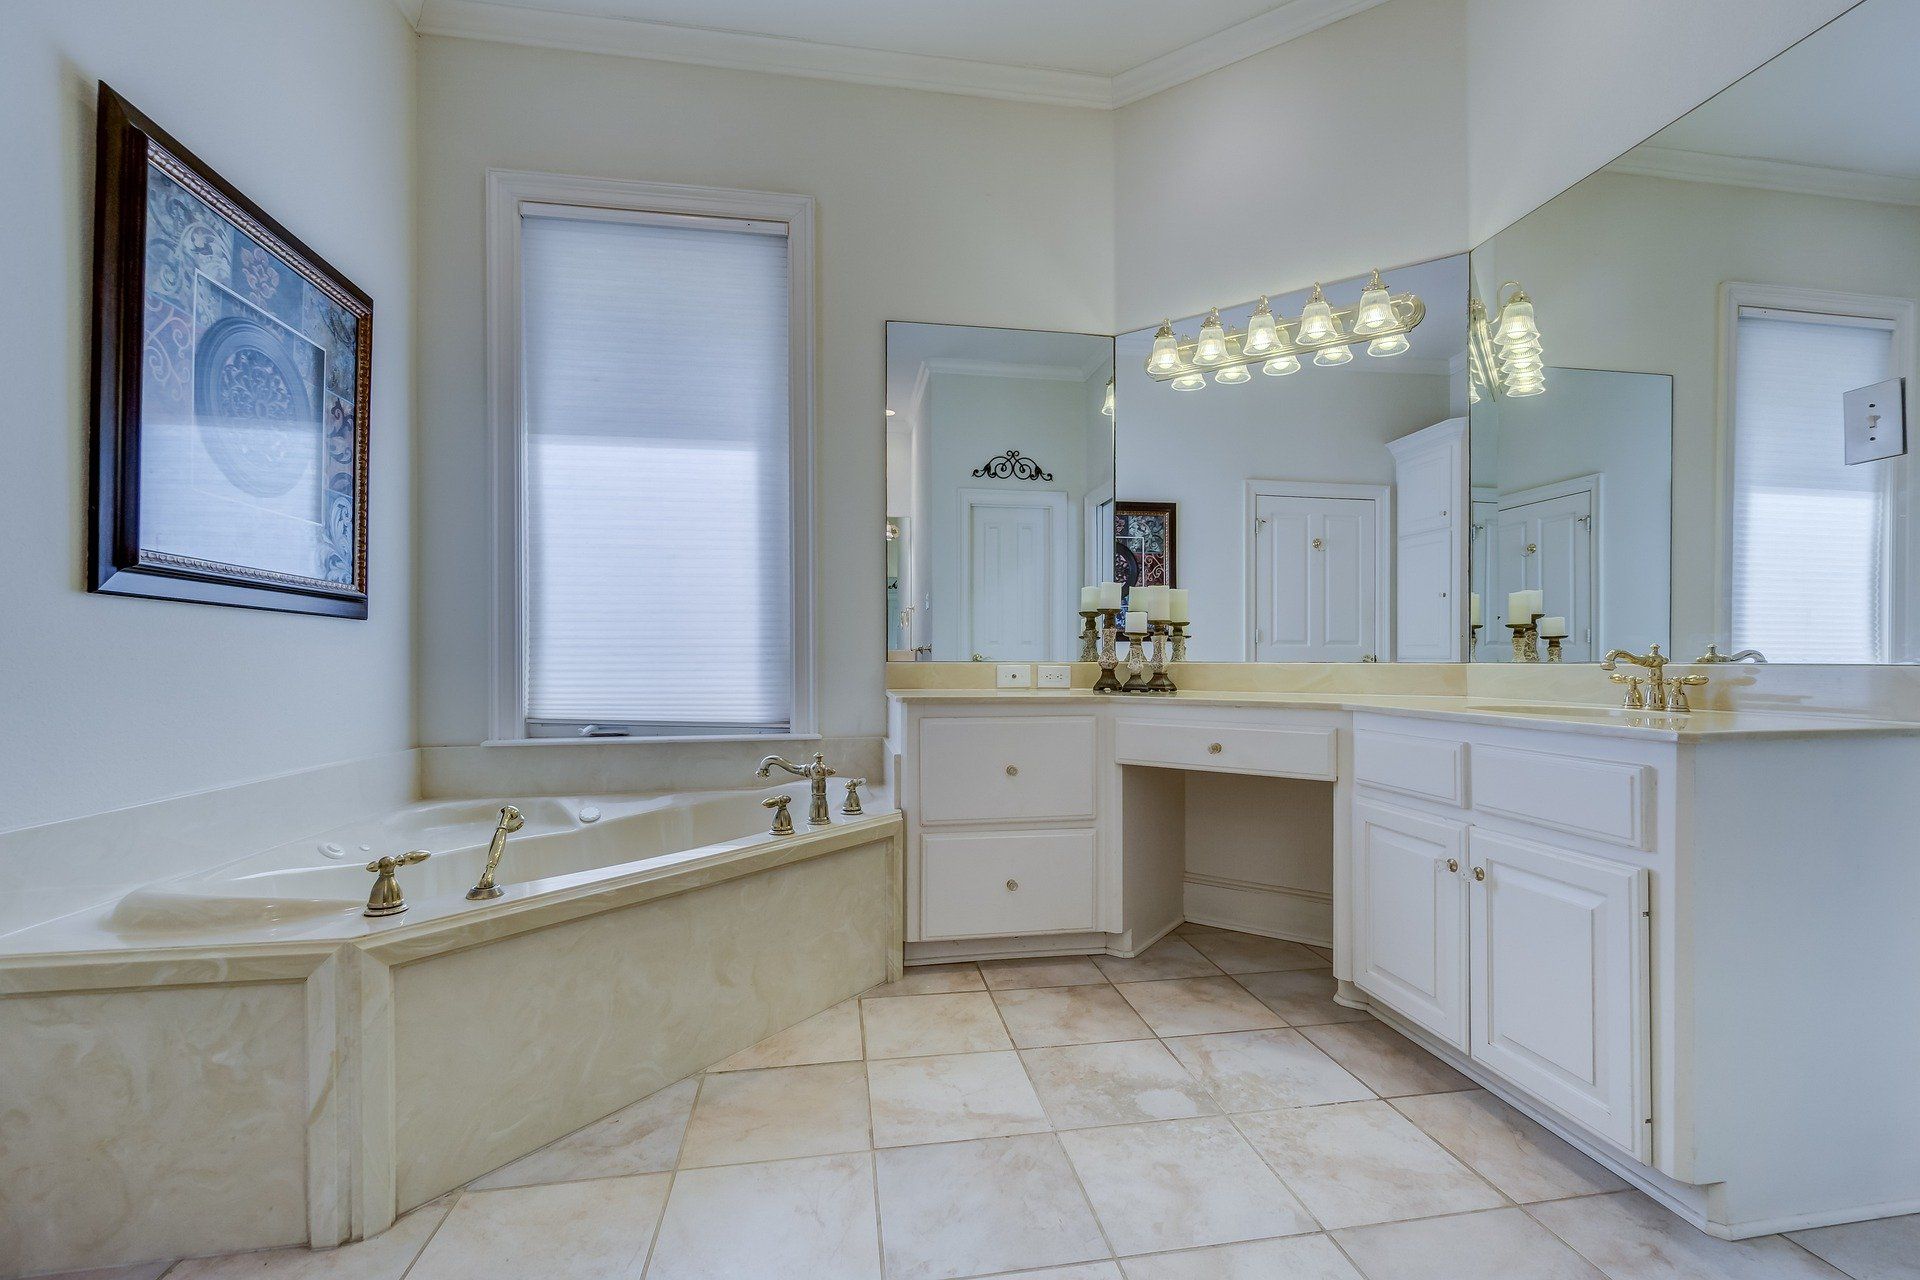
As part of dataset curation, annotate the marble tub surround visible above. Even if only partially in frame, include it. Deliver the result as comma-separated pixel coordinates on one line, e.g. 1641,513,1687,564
418,735,885,801
58,927,1910,1280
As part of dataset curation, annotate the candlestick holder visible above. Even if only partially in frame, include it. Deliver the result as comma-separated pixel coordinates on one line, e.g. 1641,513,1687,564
1469,623,1481,662
1507,619,1540,663
1121,628,1149,693
1077,610,1099,663
1545,636,1564,662
1093,609,1123,693
1169,622,1188,665
1145,623,1177,693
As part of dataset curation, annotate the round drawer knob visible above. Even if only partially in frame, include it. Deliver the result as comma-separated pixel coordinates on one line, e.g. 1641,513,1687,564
1207,742,1223,755
1005,764,1019,777
1447,858,1459,873
1005,879,1020,891
1473,867,1486,882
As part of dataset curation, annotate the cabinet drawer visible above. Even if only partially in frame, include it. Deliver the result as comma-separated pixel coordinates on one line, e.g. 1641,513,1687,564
917,716,1095,823
921,829,1097,939
1354,730,1468,806
1114,720,1336,780
1473,745,1651,850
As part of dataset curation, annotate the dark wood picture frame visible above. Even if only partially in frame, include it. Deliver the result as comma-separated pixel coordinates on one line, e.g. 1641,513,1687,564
89,83,373,618
1114,500,1177,590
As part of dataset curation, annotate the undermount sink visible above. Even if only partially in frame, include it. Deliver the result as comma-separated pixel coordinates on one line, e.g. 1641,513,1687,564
1469,702,1657,720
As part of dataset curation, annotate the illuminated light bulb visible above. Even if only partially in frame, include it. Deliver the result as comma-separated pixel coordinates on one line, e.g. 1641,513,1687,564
1149,321,1182,373
1353,269,1394,334
1367,333,1410,358
1496,287,1539,345
1193,308,1228,365
1503,352,1544,376
1262,354,1301,377
1313,343,1354,366
1171,372,1206,391
1296,283,1343,345
1244,297,1279,354
1214,364,1252,385
1101,379,1115,417
885,408,895,417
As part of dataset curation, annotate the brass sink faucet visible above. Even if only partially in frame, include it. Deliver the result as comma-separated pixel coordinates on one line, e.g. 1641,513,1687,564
757,752,836,826
1601,644,1708,712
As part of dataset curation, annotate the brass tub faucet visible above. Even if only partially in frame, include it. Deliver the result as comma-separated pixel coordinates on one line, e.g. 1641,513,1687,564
757,753,837,825
365,850,430,917
466,805,526,901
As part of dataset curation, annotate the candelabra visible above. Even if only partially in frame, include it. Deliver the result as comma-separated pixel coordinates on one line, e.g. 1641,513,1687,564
1077,610,1099,663
1145,623,1177,693
1093,609,1123,693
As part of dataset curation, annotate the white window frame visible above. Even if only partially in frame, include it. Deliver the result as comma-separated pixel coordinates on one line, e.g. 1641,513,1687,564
485,169,816,741
1714,282,1916,658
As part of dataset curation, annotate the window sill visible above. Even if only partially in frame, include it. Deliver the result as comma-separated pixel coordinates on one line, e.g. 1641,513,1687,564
479,732,825,748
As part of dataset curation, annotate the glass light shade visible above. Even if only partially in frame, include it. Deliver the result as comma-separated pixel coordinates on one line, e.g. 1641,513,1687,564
1101,379,1115,416
1194,308,1228,364
1505,378,1546,397
1503,352,1543,376
1297,285,1342,345
1367,333,1411,357
1468,380,1482,404
1214,364,1252,384
1353,271,1394,334
1244,298,1279,353
1497,293,1539,345
1149,321,1182,373
1262,354,1301,376
1313,343,1354,366
1171,372,1206,391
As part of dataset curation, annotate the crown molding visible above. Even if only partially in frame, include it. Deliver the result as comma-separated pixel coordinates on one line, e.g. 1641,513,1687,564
1109,0,1392,106
414,0,1385,109
1607,144,1920,208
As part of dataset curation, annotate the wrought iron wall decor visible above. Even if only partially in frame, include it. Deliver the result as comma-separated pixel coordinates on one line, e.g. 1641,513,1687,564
971,449,1054,482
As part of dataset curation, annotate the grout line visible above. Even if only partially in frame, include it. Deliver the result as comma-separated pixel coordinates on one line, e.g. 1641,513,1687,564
395,1190,463,1280
633,1166,677,1279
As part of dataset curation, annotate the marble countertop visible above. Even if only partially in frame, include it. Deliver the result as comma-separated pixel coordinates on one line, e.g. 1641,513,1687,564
885,687,1920,742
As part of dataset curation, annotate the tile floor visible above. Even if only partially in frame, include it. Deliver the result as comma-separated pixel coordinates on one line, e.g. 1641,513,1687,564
58,924,1913,1280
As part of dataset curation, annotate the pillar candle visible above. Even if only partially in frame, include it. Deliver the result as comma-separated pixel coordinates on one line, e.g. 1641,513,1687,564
1080,585,1100,611
1124,610,1147,635
1469,592,1482,625
1144,586,1171,622
1536,616,1568,639
1508,589,1542,620
1167,589,1190,625
1098,581,1122,609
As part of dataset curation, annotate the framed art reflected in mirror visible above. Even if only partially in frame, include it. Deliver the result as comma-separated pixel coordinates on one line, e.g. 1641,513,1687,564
89,83,372,619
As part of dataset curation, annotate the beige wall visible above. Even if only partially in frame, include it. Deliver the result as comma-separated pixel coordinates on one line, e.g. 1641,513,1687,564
0,0,417,832
414,37,1117,745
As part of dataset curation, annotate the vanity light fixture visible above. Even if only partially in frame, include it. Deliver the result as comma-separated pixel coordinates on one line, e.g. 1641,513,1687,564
1143,269,1425,388
1469,282,1548,399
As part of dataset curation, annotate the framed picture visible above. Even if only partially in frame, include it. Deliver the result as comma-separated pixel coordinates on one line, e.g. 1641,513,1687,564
1114,501,1176,596
89,83,372,618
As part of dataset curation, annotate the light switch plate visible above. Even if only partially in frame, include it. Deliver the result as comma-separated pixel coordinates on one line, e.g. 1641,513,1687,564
1036,664,1071,688
996,664,1033,689
1845,376,1906,464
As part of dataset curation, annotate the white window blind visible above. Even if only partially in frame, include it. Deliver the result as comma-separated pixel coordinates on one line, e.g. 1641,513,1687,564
521,209,793,732
1730,309,1894,663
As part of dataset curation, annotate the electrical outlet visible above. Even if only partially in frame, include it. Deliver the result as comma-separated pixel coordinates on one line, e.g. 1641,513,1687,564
1036,664,1071,688
996,664,1033,689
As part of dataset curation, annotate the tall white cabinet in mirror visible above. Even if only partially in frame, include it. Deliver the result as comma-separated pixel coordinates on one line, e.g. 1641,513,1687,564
1387,418,1467,661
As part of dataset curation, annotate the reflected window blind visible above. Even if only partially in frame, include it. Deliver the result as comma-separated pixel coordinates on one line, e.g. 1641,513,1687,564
1730,310,1893,663
521,210,792,731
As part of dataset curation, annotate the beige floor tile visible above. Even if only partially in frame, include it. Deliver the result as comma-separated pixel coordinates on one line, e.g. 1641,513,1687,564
864,963,985,998
1336,1207,1605,1279
875,1134,1109,1280
1020,1040,1219,1129
35,1268,175,1280
677,1062,870,1167
1308,943,1334,961
648,1152,880,1280
1232,967,1371,1026
1530,1192,1851,1279
470,1076,697,1189
1184,931,1325,975
1235,1100,1505,1230
1789,1213,1920,1279
1118,1234,1363,1279
980,955,1109,990
868,1051,1050,1147
993,984,1156,1048
1060,1116,1315,1255
1093,937,1222,983
708,1000,863,1071
861,992,1014,1059
1174,921,1225,936
166,1196,455,1279
996,1267,1124,1280
1163,1028,1373,1112
407,1177,667,1280
1299,1021,1473,1097
1115,978,1286,1038
1391,1090,1625,1204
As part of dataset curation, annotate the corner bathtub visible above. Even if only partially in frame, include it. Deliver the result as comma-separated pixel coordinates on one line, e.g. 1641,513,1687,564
0,783,903,1278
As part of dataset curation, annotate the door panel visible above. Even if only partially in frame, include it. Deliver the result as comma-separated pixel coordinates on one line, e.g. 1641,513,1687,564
1396,526,1454,661
1254,493,1378,662
1352,798,1469,1050
1493,487,1595,661
1469,827,1650,1159
967,499,1054,662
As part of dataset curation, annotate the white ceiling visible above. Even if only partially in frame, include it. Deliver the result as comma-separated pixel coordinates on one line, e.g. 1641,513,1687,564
886,324,1113,421
402,0,1393,108
1614,0,1920,203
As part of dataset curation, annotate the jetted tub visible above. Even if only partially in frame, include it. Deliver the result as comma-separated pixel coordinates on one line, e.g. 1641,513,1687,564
0,780,903,1276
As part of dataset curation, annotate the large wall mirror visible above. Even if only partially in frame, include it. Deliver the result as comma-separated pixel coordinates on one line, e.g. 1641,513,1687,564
1473,0,1915,664
885,322,1115,662
1116,256,1470,662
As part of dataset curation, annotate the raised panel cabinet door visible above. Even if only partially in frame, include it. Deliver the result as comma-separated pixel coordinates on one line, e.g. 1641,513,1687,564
1394,444,1455,534
967,499,1054,662
1352,798,1469,1050
1395,526,1456,661
1468,827,1651,1160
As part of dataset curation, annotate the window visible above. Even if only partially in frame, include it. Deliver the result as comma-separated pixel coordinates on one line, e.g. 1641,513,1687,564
489,174,814,737
1729,303,1896,663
